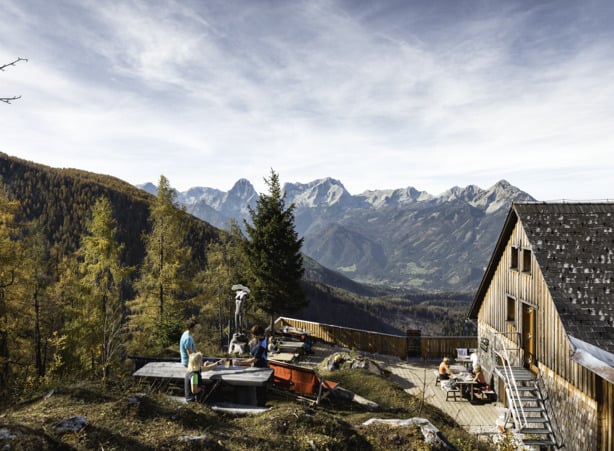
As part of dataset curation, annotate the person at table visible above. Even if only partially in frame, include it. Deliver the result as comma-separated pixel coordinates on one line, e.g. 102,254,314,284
438,357,454,380
184,352,223,402
247,325,269,368
184,352,205,402
180,319,198,367
472,364,487,388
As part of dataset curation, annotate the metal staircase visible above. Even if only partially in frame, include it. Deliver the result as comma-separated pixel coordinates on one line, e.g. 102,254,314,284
493,333,559,449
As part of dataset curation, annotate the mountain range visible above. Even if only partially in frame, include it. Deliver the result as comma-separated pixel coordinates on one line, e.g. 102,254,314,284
140,178,535,292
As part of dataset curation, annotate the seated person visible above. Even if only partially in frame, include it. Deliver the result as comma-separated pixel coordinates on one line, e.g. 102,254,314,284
472,364,487,389
438,357,454,380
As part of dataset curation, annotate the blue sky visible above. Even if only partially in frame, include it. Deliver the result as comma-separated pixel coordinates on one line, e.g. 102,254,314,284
1,0,613,200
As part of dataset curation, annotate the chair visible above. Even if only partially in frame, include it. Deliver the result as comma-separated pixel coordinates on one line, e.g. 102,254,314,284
456,348,468,358
433,370,441,386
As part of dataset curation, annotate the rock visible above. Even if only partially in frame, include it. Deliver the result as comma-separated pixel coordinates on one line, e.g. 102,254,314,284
0,427,16,440
362,417,456,450
52,416,88,432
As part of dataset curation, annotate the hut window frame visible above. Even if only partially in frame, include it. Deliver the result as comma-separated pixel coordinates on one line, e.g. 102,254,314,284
511,246,519,270
506,296,516,322
522,248,532,274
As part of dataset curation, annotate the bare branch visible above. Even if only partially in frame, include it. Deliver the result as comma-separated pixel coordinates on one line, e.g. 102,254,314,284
0,95,22,104
0,57,28,71
1,58,28,104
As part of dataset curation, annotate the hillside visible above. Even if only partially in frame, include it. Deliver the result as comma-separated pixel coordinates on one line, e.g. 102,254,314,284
0,152,220,268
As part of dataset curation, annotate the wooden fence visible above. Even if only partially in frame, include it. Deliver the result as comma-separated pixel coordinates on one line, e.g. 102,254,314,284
274,317,477,360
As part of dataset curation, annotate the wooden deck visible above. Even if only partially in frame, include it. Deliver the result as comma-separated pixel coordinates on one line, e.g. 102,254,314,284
370,357,506,435
299,343,505,435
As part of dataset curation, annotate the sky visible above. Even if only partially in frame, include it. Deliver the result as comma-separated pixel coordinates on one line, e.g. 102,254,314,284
1,0,613,200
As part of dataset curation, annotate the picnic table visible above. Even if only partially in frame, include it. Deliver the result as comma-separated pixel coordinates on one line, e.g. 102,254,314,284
453,372,478,401
133,361,274,406
449,364,466,374
455,355,473,368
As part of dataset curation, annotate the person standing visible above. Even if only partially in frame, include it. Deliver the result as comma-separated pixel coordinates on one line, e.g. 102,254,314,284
180,319,198,367
184,352,222,402
184,352,204,402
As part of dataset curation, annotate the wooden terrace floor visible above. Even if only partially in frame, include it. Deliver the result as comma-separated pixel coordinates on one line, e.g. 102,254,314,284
375,357,505,435
298,343,505,436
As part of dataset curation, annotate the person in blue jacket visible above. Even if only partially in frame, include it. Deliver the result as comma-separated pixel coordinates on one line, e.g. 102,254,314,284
180,319,198,367
248,325,268,368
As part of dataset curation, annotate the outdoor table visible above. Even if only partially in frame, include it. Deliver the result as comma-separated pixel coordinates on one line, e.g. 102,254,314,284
449,364,465,374
133,361,274,406
276,340,306,353
454,373,478,401
455,355,472,368
268,352,299,363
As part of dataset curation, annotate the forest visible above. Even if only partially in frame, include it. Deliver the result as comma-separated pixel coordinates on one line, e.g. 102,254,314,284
0,154,306,402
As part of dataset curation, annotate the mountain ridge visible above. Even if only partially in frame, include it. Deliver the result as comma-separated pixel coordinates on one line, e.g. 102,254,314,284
139,177,535,292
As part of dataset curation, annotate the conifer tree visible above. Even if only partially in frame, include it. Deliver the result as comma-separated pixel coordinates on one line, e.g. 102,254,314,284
69,196,129,381
242,170,307,331
130,176,194,352
0,187,26,390
21,223,57,378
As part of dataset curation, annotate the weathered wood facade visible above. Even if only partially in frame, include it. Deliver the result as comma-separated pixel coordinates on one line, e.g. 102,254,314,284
469,203,614,450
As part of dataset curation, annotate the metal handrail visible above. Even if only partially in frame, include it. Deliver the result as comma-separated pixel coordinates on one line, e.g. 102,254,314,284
493,332,529,431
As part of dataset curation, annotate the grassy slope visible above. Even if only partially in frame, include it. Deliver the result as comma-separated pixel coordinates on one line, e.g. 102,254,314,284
1,364,492,450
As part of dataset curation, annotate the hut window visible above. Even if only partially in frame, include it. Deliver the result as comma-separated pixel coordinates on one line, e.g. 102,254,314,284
522,249,532,273
511,247,519,270
507,296,516,322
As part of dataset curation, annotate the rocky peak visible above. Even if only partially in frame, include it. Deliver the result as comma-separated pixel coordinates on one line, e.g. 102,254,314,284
284,178,352,208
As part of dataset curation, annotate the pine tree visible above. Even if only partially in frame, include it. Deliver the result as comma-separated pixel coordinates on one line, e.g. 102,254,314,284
129,176,195,353
242,170,307,332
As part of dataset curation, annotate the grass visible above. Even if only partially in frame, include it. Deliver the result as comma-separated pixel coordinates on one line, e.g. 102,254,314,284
0,361,496,450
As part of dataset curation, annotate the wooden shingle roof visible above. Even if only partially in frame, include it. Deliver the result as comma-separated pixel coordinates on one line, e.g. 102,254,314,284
470,202,614,354
515,202,614,353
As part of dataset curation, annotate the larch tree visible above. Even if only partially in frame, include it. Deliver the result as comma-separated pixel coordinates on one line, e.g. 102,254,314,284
70,196,129,382
242,170,307,332
0,187,26,391
129,175,195,353
21,223,57,379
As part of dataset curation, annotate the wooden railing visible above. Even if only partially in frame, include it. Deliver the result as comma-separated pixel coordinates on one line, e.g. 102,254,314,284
274,317,477,360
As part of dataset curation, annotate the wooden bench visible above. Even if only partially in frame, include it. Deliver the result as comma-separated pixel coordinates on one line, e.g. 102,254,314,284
441,382,460,401
480,389,496,402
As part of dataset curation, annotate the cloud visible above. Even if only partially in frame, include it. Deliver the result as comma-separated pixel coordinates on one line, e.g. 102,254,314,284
0,0,613,199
